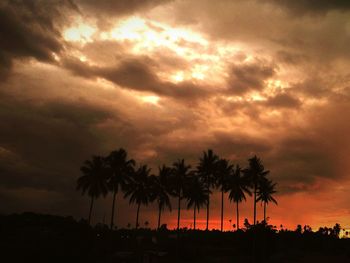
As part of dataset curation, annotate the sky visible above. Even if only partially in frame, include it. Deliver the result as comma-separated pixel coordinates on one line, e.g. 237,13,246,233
1,0,350,231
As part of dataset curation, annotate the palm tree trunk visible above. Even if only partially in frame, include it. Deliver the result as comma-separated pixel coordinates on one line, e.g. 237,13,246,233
206,175,209,230
158,203,162,229
236,201,239,230
193,206,196,230
136,202,141,229
110,191,117,230
177,193,181,231
253,184,257,225
206,198,209,230
264,201,266,223
88,196,94,225
221,188,224,231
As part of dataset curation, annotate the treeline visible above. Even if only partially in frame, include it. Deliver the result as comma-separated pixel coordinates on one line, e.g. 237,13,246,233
76,149,277,231
1,213,347,263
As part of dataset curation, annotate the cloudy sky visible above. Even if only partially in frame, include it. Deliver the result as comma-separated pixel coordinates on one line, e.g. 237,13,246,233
1,0,350,230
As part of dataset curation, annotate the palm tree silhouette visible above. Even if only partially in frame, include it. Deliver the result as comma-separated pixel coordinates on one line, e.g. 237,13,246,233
197,149,219,230
216,158,233,231
105,148,135,230
150,165,173,229
257,178,277,223
172,159,192,231
77,155,109,225
186,175,209,230
244,156,269,225
124,165,152,229
227,165,251,230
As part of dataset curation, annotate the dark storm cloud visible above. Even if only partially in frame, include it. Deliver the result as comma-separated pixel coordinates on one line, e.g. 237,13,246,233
0,0,76,77
227,61,275,95
0,92,116,192
291,77,332,99
267,0,350,14
214,98,261,122
77,0,173,16
218,92,301,114
267,136,335,194
63,57,211,100
267,95,350,193
0,53,12,79
0,150,65,192
211,127,336,195
0,63,204,195
212,131,272,157
98,58,163,90
265,93,301,108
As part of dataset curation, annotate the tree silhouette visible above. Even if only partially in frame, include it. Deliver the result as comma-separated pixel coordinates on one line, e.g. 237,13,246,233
124,165,152,229
332,223,341,238
226,165,251,230
105,148,135,230
257,178,277,223
244,156,269,225
75,147,280,234
77,155,109,225
150,165,173,229
172,159,192,231
216,158,233,231
186,175,209,230
197,149,219,230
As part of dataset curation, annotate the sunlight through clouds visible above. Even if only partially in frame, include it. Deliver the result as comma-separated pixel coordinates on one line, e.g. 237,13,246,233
62,15,268,88
171,71,185,82
110,17,146,41
106,16,209,55
63,20,97,44
141,95,160,105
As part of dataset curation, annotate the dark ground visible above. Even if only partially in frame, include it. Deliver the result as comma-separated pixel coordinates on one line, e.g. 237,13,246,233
1,213,349,263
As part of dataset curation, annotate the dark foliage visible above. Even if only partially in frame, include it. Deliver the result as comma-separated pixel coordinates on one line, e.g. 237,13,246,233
1,213,349,263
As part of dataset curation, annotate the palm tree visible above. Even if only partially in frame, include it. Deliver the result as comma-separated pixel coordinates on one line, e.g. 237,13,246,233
226,165,251,230
77,155,109,225
257,178,277,223
172,159,192,231
186,175,209,230
150,165,173,229
215,158,233,231
124,165,152,229
244,156,269,225
105,148,135,230
197,149,219,230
